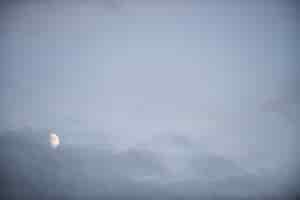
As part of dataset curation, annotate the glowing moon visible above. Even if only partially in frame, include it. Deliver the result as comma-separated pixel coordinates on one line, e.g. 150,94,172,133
49,131,60,149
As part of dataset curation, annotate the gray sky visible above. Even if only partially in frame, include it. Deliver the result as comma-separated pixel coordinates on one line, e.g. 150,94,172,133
0,0,298,177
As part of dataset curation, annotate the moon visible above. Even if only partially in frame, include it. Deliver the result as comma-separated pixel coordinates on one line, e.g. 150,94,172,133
49,131,60,149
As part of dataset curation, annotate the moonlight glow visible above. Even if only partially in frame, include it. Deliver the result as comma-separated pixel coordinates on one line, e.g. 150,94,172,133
49,131,60,149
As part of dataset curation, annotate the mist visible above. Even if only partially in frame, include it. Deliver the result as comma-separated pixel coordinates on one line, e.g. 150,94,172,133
0,0,299,199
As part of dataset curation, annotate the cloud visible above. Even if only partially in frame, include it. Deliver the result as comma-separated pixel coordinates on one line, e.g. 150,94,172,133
1,128,299,198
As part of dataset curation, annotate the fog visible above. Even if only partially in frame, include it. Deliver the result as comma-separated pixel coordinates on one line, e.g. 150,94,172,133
0,0,299,199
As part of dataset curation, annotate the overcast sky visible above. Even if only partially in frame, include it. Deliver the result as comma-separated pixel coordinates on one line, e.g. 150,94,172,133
0,0,299,176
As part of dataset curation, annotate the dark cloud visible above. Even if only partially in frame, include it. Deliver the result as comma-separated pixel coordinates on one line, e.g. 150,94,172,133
1,129,299,199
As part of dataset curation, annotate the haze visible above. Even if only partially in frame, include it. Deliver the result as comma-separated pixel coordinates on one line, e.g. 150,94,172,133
0,1,299,199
